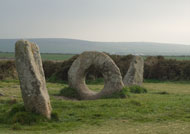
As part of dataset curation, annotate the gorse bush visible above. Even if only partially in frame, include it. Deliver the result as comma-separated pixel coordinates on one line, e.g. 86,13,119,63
34,55,190,81
144,56,190,81
49,55,79,81
0,60,17,80
1,55,190,81
42,60,62,79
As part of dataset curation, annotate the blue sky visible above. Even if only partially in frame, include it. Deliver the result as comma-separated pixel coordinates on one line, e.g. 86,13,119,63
0,0,190,44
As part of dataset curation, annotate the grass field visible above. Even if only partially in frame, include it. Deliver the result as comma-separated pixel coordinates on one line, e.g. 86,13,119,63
164,56,190,61
1,52,190,61
0,80,190,134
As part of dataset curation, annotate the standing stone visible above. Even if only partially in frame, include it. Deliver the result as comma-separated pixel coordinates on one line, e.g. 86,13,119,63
123,56,144,86
15,40,52,119
68,51,124,100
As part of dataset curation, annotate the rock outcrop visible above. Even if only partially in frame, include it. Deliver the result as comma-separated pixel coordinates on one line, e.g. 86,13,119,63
68,51,124,100
15,40,52,119
123,56,144,86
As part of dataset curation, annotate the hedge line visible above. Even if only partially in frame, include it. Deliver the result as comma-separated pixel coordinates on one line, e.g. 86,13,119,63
0,55,190,81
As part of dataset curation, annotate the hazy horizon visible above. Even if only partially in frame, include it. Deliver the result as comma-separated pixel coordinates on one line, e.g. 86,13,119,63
1,0,190,45
0,37,189,46
1,38,190,55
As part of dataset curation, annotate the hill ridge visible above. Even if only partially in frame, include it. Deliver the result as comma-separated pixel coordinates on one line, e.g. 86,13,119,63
0,38,190,55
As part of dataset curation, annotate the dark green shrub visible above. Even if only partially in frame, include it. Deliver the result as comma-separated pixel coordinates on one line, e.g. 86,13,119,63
3,104,59,125
59,86,80,99
11,123,22,130
102,87,130,99
51,112,59,121
129,100,142,106
128,86,148,94
8,104,25,117
156,91,169,95
11,111,46,125
8,104,47,125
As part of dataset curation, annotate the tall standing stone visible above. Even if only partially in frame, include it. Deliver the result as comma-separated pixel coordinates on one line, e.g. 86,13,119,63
15,40,52,119
123,56,144,86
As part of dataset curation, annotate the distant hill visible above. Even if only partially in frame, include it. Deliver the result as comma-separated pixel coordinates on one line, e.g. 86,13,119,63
0,38,190,55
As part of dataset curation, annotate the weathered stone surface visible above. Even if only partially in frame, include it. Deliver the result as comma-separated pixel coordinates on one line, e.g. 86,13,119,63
15,40,52,119
68,51,124,100
123,56,144,86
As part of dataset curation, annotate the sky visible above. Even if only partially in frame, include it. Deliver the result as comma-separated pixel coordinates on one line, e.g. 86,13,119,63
0,0,190,44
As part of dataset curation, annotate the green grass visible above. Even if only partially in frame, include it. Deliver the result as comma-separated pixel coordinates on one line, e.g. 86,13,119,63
164,56,190,61
0,80,190,133
0,52,75,61
1,52,190,61
0,52,14,59
41,53,75,61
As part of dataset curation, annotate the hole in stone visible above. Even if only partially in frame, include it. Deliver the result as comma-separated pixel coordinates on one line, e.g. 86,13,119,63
85,65,104,92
